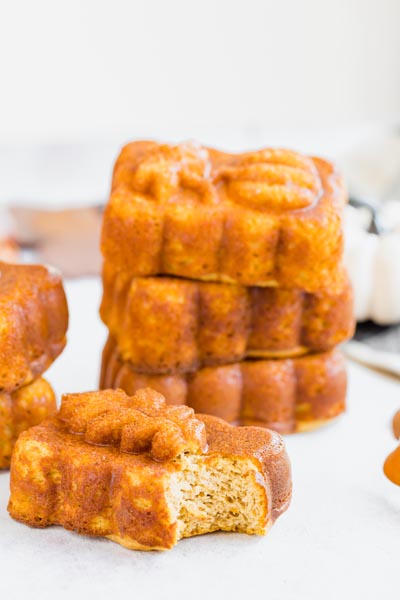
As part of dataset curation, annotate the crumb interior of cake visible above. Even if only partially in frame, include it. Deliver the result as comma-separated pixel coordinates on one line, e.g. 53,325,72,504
166,454,267,539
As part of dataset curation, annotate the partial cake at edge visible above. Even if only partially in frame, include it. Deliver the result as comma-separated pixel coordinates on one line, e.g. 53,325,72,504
0,261,68,393
101,264,354,373
101,338,347,434
8,388,292,551
0,377,57,468
101,141,347,292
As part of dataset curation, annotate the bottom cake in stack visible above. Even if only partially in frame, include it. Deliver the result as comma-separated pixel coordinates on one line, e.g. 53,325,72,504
100,337,347,434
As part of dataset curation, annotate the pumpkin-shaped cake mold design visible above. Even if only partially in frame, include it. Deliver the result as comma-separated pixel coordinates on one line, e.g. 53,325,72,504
101,142,347,292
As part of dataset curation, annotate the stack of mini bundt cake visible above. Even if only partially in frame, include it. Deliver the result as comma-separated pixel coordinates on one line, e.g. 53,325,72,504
99,141,354,433
0,262,68,467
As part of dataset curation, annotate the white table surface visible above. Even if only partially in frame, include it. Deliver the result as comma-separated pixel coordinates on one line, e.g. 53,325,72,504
0,277,399,600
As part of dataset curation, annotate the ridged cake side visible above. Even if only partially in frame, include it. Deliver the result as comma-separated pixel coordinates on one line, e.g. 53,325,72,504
0,377,56,468
0,262,68,393
101,264,354,373
101,142,347,292
101,339,347,434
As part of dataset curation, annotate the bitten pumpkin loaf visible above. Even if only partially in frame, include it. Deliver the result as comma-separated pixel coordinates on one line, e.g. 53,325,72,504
101,339,346,434
0,261,68,393
8,388,292,551
101,142,346,292
0,378,56,468
101,264,354,372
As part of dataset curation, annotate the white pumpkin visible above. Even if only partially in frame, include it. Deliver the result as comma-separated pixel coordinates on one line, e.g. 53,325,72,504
344,204,400,324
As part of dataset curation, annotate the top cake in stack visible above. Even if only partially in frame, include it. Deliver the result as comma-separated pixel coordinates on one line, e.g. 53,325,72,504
100,141,354,433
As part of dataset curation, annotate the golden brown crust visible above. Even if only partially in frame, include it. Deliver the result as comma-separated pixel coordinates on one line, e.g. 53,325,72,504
9,419,178,549
101,264,354,372
59,388,207,461
198,414,291,519
0,378,56,468
101,142,347,292
100,339,347,434
8,389,292,550
0,262,68,393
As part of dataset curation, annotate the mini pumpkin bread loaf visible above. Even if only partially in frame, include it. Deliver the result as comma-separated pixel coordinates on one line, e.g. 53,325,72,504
101,142,347,292
0,378,56,468
0,261,68,393
101,338,346,434
101,264,354,372
8,388,292,550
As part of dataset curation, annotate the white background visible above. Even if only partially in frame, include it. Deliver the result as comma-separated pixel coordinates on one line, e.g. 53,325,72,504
0,0,399,145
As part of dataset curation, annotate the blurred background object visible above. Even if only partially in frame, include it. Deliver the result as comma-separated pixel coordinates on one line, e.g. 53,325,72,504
10,206,103,278
342,129,400,325
0,208,20,262
0,0,399,143
0,238,20,263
